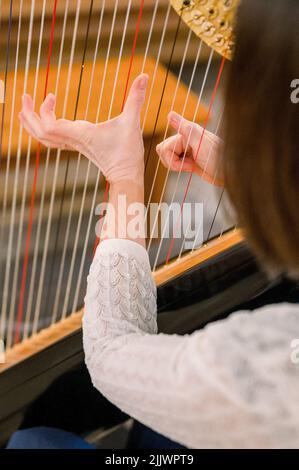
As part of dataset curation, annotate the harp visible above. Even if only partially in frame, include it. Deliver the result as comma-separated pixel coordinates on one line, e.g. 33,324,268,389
0,0,269,442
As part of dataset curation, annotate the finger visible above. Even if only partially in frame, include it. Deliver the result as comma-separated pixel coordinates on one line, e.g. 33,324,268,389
168,111,200,147
22,93,34,113
159,140,195,171
172,158,195,173
19,112,36,138
156,134,184,159
159,149,182,171
19,112,55,148
21,96,45,140
123,73,149,122
40,93,56,121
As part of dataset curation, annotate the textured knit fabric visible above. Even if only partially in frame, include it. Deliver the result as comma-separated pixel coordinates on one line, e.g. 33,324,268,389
83,238,299,448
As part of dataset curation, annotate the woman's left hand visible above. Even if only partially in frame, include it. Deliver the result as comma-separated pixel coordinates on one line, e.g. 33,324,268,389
19,73,149,185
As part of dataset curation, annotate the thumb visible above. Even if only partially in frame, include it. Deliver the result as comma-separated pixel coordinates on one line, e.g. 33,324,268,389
123,73,148,122
168,111,194,142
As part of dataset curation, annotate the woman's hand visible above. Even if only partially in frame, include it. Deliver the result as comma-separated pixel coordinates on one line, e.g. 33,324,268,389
156,111,224,187
19,73,149,185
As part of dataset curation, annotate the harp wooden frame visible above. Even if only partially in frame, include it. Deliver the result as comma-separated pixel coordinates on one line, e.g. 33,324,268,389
0,228,243,374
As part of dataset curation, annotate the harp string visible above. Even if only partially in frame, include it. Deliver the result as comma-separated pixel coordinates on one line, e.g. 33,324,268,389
151,48,214,270
93,0,144,257
45,0,96,324
144,30,196,225
66,0,122,316
12,0,49,345
24,1,71,340
178,108,224,258
206,188,225,241
140,0,159,74
0,1,230,343
192,110,226,251
55,0,137,322
0,0,13,171
71,0,122,286
79,0,134,310
164,56,226,265
71,0,124,313
144,9,181,171
50,0,106,327
1,0,35,346
0,0,13,331
201,119,231,244
94,1,177,256
120,0,144,111
0,0,24,342
141,2,171,134
60,0,114,322
32,0,82,336
147,38,205,262
0,0,22,271
89,0,134,258
72,0,158,315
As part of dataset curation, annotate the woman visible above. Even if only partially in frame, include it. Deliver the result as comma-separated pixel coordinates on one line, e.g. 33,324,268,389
17,0,299,448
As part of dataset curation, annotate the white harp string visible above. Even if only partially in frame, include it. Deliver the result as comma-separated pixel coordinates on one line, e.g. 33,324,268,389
8,0,47,344
3,0,35,347
0,0,232,344
0,0,24,342
23,0,70,340
62,0,132,320
152,48,214,271
61,0,133,320
72,0,161,313
71,0,122,314
177,108,225,259
56,0,107,322
145,34,201,252
142,3,171,133
32,0,82,335
140,0,159,74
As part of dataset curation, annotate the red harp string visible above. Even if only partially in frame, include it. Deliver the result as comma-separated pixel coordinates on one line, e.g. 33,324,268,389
93,0,145,256
15,0,58,344
165,56,226,265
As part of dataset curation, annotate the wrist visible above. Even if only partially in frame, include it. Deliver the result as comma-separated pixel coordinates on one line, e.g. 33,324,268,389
110,178,144,199
101,179,145,248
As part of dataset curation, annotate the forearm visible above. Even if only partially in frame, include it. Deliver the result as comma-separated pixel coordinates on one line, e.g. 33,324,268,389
83,236,157,364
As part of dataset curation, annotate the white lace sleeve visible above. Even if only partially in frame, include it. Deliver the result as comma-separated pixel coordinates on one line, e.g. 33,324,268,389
83,239,299,448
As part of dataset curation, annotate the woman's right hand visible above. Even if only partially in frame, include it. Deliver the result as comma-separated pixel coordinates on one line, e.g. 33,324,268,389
19,74,149,186
156,111,224,187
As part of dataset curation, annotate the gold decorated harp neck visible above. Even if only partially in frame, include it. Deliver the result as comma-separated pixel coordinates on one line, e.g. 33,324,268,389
169,0,240,60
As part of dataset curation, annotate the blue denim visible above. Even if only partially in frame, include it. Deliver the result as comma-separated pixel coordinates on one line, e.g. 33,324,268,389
6,427,95,449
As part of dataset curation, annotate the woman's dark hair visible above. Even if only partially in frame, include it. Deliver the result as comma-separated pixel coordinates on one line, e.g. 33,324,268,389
224,0,299,274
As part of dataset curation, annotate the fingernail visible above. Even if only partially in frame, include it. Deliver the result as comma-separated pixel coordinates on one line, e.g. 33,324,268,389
139,74,148,90
169,112,181,124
